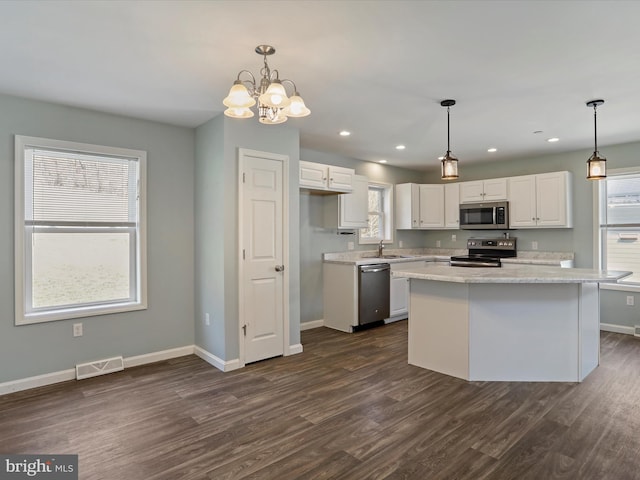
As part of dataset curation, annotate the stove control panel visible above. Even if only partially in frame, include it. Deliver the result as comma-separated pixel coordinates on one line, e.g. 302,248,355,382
467,238,517,251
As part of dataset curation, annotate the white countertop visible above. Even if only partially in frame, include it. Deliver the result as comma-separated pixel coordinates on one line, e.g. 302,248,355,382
392,263,631,284
322,248,574,267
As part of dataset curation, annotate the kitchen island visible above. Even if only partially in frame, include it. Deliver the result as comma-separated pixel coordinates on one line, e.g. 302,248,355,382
392,263,630,382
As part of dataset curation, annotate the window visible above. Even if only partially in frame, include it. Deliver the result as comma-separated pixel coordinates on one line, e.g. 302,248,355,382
596,168,640,287
359,182,394,244
15,136,147,325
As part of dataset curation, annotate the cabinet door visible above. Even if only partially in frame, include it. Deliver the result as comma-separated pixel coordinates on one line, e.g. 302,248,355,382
459,181,485,203
390,276,409,317
419,184,445,228
507,175,537,227
327,166,353,192
536,172,571,227
339,175,368,228
395,183,420,229
299,161,328,189
444,183,460,229
483,178,508,201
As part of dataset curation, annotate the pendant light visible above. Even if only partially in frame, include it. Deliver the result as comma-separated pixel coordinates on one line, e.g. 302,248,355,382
586,99,606,180
440,99,459,180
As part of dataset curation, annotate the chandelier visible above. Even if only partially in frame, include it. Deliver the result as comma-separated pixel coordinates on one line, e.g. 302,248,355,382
222,45,310,125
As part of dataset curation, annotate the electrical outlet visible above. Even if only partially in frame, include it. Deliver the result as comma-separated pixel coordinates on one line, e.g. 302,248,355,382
531,241,538,250
205,313,210,326
436,240,441,248
347,241,354,250
627,296,635,306
73,323,83,337
451,234,457,242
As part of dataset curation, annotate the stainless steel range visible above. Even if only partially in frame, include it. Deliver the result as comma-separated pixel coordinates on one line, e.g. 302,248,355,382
450,237,517,267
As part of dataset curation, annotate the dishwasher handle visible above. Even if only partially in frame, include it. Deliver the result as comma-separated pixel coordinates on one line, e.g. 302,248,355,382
360,264,390,273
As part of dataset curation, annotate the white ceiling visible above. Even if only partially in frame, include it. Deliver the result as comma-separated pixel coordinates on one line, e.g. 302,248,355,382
2,0,640,171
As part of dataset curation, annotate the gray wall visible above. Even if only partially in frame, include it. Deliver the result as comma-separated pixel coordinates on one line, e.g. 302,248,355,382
300,141,640,329
0,94,195,383
195,116,300,361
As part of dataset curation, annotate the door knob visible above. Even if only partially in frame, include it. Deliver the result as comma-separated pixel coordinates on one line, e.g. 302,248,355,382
275,265,285,272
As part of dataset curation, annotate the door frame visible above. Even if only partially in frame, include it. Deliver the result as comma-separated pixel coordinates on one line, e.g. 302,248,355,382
237,148,290,367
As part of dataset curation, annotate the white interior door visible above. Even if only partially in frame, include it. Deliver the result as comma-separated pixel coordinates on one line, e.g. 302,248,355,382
239,149,288,364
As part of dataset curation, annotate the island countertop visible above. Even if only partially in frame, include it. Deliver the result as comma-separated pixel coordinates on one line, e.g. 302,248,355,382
392,263,631,284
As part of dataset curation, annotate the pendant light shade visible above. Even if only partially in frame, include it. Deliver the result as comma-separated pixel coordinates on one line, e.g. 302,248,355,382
586,99,606,180
440,99,459,180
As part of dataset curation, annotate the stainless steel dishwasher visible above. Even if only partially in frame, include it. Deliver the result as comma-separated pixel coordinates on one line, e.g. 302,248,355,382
358,263,390,327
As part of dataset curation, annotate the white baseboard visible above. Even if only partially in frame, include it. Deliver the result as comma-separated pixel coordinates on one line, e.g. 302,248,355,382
0,369,77,396
286,343,304,355
300,319,324,331
0,345,195,397
124,345,195,368
194,346,242,372
600,323,636,336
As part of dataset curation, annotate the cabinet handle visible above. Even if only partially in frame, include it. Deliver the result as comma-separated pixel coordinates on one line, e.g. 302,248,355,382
275,265,285,272
532,217,535,221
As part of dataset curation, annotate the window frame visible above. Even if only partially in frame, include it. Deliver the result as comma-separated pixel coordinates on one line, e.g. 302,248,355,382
359,182,394,245
594,166,640,292
14,135,148,325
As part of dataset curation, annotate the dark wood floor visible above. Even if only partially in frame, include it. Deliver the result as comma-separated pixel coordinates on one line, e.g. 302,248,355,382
2,321,640,479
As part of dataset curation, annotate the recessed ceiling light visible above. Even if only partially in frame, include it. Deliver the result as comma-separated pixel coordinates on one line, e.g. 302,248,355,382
339,130,351,136
547,137,560,143
379,159,387,163
487,148,497,153
395,145,406,150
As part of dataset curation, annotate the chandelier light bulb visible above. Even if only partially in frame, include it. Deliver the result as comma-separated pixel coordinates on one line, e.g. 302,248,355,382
259,81,291,108
224,107,254,119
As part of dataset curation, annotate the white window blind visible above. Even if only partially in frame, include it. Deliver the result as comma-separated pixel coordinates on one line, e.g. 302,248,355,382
15,136,147,325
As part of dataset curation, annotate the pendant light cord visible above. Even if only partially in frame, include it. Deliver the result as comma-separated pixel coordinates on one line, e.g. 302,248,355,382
447,106,451,155
593,104,598,154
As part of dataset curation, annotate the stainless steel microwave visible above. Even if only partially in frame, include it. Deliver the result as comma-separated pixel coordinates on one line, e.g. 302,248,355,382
459,201,509,230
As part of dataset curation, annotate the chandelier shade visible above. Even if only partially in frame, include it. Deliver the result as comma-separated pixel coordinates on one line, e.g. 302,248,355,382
223,45,310,124
440,99,459,180
586,99,606,180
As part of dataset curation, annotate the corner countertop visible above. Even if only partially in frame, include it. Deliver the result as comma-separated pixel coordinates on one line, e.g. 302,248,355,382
322,248,574,267
391,263,631,284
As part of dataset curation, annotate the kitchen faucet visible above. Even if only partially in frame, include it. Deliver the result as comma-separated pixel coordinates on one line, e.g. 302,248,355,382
378,240,384,257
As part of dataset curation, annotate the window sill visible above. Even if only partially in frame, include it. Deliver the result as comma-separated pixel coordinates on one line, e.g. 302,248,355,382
17,301,147,326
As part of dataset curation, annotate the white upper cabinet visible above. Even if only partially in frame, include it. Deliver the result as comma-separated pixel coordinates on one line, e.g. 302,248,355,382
444,183,460,229
299,161,354,193
395,183,420,229
396,183,458,230
459,178,507,203
418,184,445,228
508,171,573,228
338,174,369,228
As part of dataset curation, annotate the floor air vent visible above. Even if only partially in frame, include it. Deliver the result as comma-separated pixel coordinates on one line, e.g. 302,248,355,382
76,356,124,380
